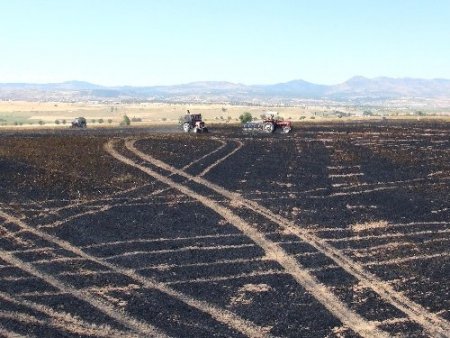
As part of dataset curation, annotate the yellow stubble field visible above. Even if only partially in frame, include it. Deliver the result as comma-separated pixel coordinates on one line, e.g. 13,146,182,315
0,101,321,127
1,101,447,128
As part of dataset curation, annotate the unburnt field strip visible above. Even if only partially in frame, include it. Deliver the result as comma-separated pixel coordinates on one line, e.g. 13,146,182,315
0,121,449,337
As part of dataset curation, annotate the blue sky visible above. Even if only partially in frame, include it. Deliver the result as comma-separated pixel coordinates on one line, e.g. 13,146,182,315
0,0,449,85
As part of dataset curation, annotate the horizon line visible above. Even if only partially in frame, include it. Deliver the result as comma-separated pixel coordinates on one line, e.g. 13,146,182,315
1,76,450,88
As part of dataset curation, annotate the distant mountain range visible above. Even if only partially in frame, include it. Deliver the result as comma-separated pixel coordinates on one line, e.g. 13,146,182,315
1,77,449,103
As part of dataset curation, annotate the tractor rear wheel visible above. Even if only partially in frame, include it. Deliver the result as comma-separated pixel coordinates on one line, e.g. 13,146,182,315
263,122,275,133
183,123,191,133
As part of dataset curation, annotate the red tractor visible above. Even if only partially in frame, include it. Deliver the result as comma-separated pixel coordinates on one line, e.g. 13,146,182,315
179,110,208,133
243,112,292,134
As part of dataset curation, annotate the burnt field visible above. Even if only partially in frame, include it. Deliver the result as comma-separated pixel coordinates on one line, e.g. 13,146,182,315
0,121,449,337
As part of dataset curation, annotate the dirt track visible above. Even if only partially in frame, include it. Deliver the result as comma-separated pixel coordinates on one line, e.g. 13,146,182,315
0,122,449,337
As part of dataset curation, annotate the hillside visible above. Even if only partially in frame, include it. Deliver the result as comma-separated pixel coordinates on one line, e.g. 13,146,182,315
1,77,450,103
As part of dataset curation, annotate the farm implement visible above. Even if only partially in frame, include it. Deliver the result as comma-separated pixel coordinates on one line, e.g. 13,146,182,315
243,112,291,133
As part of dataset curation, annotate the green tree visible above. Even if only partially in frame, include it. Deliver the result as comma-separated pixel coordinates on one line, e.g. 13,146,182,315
121,115,131,126
239,112,253,124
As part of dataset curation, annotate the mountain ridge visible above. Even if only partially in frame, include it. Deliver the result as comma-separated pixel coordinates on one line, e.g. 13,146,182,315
1,77,449,102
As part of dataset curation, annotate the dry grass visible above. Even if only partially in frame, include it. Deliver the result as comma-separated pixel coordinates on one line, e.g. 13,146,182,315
230,283,272,305
6,100,447,128
1,100,449,129
351,220,389,232
0,101,315,126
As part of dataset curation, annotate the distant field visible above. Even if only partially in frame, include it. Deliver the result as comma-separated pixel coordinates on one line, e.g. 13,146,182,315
0,101,310,127
0,101,449,128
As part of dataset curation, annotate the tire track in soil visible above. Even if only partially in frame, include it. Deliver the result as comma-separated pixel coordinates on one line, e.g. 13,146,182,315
37,205,112,230
4,140,261,336
180,137,227,171
0,210,269,338
0,325,25,338
26,184,167,227
33,183,157,219
30,136,231,229
40,135,225,217
3,136,236,311
111,139,390,338
46,138,228,223
0,292,137,338
124,138,450,338
0,249,164,337
363,252,450,267
198,140,244,177
82,233,246,250
35,187,174,231
326,228,450,243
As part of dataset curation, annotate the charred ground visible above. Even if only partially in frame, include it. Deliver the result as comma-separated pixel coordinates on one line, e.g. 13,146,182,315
0,121,449,337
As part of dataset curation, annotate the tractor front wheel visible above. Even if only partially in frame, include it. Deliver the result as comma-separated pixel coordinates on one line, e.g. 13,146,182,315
282,126,291,134
183,123,191,133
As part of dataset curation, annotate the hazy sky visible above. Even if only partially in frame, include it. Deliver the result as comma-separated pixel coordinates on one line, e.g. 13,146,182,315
0,0,449,86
